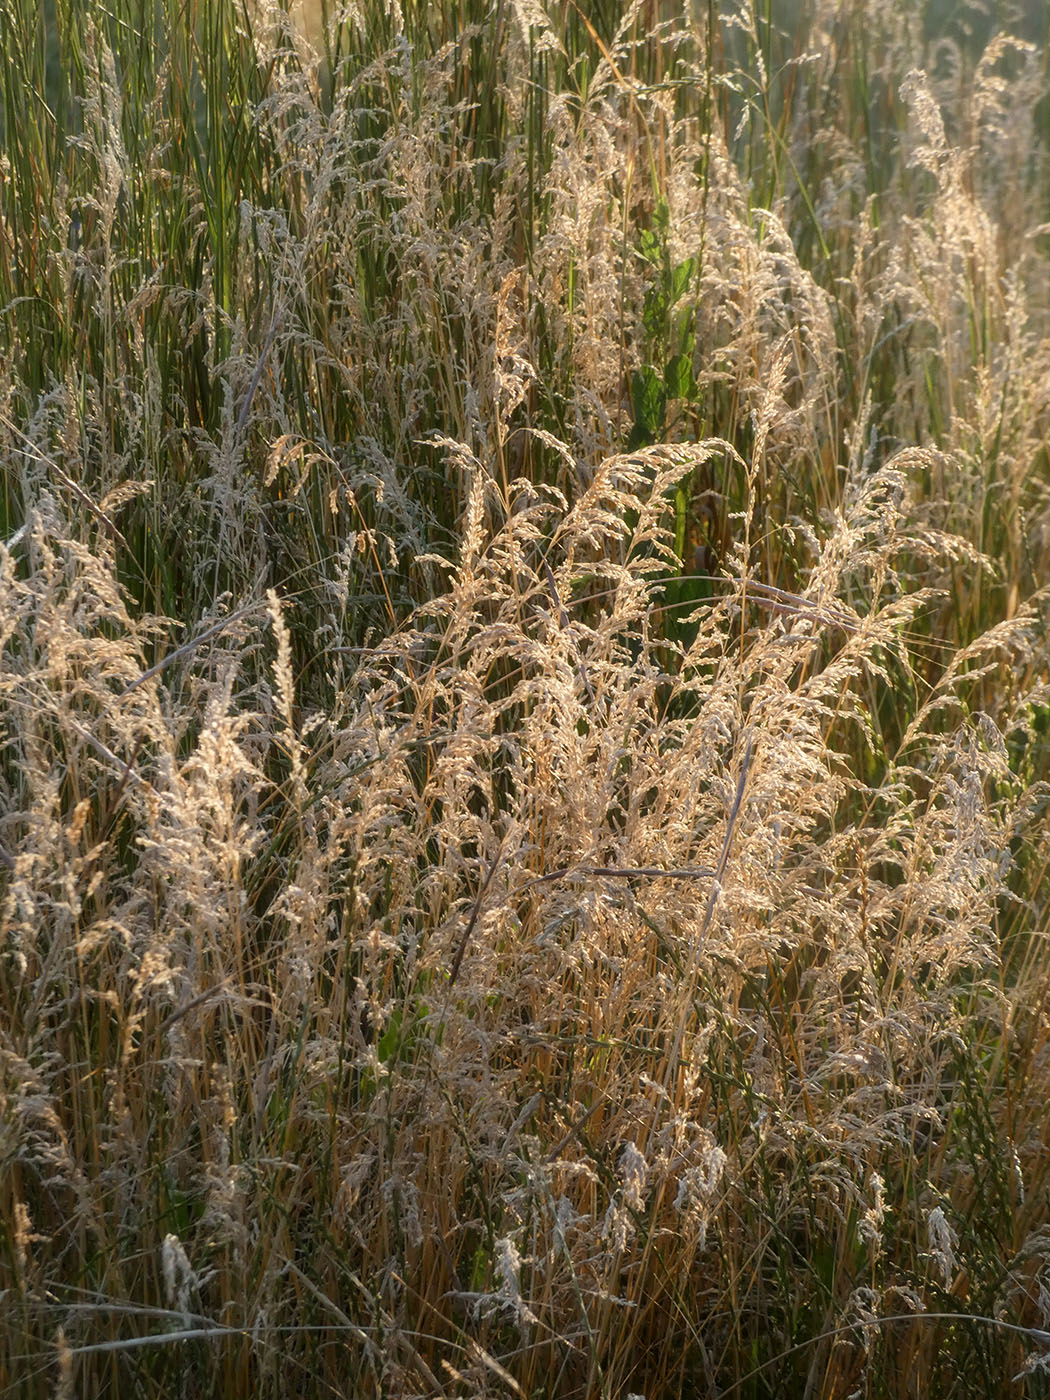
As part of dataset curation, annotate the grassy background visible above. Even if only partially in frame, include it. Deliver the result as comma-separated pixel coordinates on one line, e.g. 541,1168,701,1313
2,1,1050,1396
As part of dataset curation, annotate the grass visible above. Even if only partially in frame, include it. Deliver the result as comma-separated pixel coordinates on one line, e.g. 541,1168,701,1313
2,0,1050,1396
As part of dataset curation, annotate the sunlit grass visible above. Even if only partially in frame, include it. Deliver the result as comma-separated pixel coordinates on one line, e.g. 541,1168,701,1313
2,2,1050,1397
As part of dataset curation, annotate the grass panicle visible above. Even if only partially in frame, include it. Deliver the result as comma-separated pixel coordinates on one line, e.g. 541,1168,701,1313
2,1,1050,1396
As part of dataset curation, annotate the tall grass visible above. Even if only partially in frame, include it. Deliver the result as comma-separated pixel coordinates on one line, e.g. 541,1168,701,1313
2,1,1050,1396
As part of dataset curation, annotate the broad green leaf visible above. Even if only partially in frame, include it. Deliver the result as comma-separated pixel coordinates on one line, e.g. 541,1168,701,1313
631,365,666,437
643,286,668,338
671,256,696,302
664,352,696,401
638,227,662,264
377,1010,403,1063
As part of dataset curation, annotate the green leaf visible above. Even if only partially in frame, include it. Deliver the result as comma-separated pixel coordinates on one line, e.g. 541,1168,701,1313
664,352,695,401
470,1245,490,1291
377,1010,403,1063
671,256,696,303
631,366,666,437
643,285,668,339
638,226,662,264
674,483,689,559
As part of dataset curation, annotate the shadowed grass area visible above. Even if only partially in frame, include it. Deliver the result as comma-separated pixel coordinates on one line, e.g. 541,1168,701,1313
2,2,1050,1397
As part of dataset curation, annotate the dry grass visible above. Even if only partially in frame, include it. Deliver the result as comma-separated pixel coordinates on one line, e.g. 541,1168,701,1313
2,1,1050,1397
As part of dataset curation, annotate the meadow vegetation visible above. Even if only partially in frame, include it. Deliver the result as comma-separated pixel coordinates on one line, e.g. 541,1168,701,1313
2,0,1050,1395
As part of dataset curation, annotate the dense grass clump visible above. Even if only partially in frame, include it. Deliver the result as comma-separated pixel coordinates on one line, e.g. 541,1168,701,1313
2,1,1050,1396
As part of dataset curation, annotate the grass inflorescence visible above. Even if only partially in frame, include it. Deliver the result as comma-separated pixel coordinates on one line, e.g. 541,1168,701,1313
2,1,1050,1396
